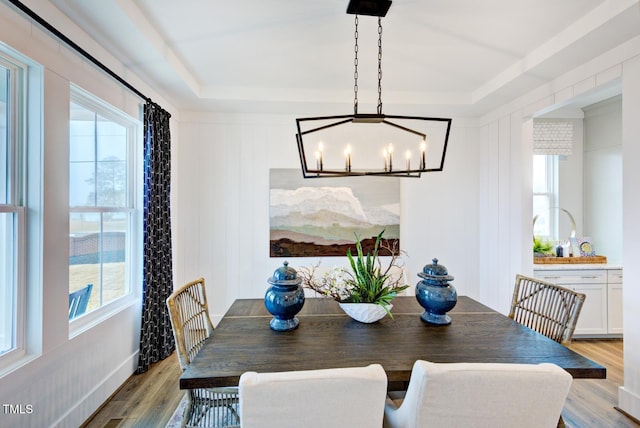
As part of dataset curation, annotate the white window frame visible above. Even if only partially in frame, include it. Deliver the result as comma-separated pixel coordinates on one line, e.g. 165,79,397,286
0,47,42,372
68,85,142,335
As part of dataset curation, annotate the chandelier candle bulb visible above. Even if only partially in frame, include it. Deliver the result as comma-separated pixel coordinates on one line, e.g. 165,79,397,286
318,142,324,171
388,144,393,171
383,149,388,171
420,140,426,169
345,146,352,172
406,150,411,172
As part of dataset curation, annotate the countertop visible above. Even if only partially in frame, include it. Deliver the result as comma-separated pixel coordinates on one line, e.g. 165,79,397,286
533,263,622,270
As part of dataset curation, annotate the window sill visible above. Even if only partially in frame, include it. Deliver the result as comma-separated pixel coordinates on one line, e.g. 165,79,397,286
0,350,39,380
69,293,140,339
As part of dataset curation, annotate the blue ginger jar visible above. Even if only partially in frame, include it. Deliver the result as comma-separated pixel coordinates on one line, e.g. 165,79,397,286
265,261,305,331
415,258,457,325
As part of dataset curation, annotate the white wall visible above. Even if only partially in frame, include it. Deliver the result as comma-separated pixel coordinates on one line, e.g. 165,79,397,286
558,118,585,241
620,53,640,422
583,96,623,264
173,29,640,427
2,0,640,425
0,2,178,426
174,113,481,320
476,111,532,314
476,36,640,420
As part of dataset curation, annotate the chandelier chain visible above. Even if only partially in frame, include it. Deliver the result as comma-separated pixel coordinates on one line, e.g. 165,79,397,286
354,15,359,115
377,17,383,115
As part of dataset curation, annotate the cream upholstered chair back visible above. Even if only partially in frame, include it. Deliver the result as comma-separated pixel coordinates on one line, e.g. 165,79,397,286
383,360,572,428
509,274,586,345
239,364,388,428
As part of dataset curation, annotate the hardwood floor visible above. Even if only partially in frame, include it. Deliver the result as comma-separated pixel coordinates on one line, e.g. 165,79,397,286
83,339,638,427
564,340,638,428
81,355,184,428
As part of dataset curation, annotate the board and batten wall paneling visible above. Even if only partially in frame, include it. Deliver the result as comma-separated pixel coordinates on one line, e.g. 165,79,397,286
620,53,640,421
401,124,480,298
176,113,481,320
478,117,517,314
512,112,533,301
583,96,623,264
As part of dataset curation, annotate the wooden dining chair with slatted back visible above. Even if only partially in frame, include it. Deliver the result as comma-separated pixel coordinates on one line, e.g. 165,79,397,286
509,274,586,346
167,278,240,428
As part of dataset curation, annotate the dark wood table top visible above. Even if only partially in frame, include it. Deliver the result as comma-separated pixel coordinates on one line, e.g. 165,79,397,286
180,296,606,389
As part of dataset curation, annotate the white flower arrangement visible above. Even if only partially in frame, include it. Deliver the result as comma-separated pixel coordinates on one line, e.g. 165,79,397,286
298,230,409,310
305,266,355,301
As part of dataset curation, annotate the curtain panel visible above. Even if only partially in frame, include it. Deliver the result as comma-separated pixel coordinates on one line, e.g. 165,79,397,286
136,102,175,374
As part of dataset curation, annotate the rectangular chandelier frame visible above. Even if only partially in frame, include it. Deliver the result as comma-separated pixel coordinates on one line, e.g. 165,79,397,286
296,113,452,178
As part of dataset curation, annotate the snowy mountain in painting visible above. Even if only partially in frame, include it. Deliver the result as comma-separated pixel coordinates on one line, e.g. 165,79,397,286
366,204,400,226
270,187,399,227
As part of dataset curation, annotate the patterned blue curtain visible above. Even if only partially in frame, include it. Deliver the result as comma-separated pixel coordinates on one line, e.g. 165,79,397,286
136,102,175,374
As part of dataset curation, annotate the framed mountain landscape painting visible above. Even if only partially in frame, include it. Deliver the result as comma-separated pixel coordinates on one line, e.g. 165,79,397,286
269,169,400,257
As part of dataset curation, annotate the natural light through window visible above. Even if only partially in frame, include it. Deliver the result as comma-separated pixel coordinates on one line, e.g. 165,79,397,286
69,89,139,321
533,155,558,240
0,55,25,359
0,63,13,355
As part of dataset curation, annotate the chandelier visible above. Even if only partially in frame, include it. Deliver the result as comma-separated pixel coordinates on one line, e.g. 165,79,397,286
295,0,452,178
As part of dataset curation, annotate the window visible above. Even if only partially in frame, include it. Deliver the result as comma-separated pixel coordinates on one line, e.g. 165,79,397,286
0,54,25,359
532,155,558,240
69,86,140,321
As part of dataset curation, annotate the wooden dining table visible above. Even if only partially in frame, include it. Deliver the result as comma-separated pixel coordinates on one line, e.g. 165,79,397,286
180,296,605,389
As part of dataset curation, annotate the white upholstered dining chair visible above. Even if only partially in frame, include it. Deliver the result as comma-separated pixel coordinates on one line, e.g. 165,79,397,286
239,364,388,428
383,360,572,428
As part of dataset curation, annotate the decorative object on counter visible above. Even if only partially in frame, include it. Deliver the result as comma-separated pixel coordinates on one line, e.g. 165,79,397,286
577,237,596,257
555,244,563,257
415,258,457,325
265,261,305,331
569,237,580,257
533,207,576,242
299,230,409,322
554,241,572,258
533,235,606,264
533,236,554,257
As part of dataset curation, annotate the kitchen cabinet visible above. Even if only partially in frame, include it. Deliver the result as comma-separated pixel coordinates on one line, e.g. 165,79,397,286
607,269,623,334
533,267,622,338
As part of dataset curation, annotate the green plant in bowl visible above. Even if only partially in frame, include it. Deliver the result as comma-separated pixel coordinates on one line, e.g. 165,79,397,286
533,236,554,256
299,230,409,316
345,230,409,308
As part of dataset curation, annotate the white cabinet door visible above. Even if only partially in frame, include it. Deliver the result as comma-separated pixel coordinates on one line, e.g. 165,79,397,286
571,283,608,335
533,270,608,336
607,270,623,334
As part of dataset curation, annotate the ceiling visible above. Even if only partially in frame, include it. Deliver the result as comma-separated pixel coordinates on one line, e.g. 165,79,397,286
47,0,640,116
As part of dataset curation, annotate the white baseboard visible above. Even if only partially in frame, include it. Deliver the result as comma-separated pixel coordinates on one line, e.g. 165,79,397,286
619,386,640,422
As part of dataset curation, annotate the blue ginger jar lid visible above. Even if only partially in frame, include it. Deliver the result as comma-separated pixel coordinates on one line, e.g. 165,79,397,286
268,261,302,286
418,258,454,285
